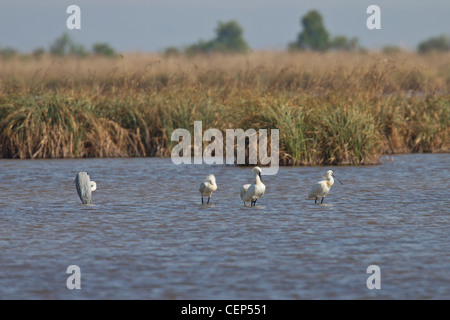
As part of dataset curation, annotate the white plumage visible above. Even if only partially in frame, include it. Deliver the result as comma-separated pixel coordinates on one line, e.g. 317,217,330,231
199,174,217,205
308,170,342,204
240,167,266,207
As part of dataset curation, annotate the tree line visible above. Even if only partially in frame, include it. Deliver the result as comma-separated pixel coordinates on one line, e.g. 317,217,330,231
165,10,448,55
1,9,448,59
0,33,118,59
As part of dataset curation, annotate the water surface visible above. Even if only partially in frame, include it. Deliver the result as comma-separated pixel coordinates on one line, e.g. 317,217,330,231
0,154,449,299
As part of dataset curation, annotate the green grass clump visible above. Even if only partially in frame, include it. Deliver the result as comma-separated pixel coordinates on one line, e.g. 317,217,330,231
316,104,381,165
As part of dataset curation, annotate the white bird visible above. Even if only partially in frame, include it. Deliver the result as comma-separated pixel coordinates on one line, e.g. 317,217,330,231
308,170,342,204
75,172,97,204
199,174,217,205
240,167,266,207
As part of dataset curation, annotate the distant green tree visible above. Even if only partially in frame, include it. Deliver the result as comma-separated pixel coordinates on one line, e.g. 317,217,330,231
70,43,88,58
49,33,88,57
290,10,330,51
185,39,215,55
49,33,72,55
0,47,18,59
185,20,249,55
329,35,359,51
213,20,249,53
418,35,450,53
92,42,117,57
32,47,45,59
163,46,181,57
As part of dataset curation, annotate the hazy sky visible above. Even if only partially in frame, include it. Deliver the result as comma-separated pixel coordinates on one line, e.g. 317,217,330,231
1,0,449,52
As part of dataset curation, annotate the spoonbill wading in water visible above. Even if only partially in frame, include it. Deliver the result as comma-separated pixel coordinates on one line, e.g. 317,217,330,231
240,167,266,207
199,174,217,205
308,170,342,204
75,172,97,204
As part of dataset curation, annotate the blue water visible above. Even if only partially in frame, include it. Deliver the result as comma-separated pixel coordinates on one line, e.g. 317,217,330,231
0,154,449,299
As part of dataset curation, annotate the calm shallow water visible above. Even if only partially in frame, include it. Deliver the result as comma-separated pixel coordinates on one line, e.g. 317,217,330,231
0,154,449,299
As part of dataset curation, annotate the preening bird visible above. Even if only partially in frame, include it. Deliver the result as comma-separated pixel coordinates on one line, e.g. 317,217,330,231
308,170,342,204
240,167,266,207
199,174,217,205
75,172,97,204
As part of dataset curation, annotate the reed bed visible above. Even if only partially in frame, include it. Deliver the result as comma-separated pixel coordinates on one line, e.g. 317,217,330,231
0,51,448,165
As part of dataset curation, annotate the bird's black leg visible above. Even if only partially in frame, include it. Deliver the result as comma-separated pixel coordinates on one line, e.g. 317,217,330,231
254,199,257,206
207,197,210,205
202,197,204,205
315,197,318,204
321,197,324,204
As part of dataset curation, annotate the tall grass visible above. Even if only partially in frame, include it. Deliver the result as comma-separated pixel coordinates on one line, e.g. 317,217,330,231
0,51,448,164
0,94,144,158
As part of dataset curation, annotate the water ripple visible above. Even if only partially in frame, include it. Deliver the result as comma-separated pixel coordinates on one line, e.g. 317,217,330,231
0,154,449,299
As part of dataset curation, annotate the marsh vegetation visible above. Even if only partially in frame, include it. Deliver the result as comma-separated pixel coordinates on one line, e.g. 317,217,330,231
0,51,448,165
